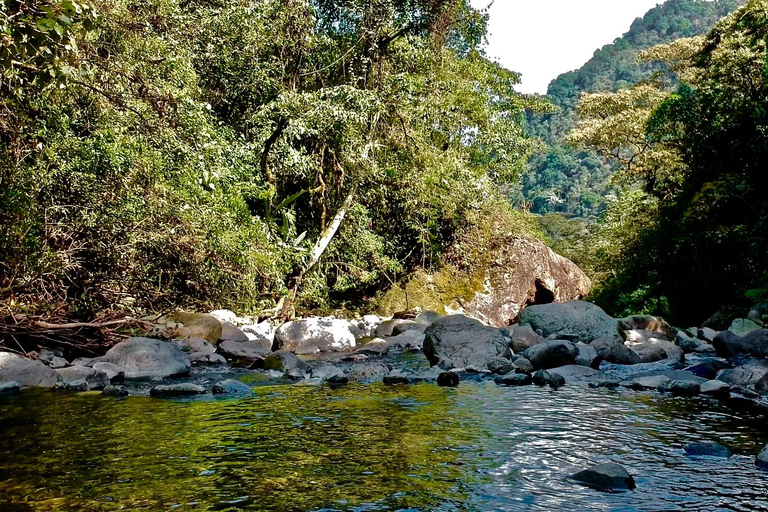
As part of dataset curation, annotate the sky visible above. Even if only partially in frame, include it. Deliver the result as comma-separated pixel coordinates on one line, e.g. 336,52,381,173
471,0,663,94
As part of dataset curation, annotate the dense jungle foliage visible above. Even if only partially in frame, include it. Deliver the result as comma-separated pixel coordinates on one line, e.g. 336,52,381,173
567,0,768,324
521,0,745,217
0,0,549,319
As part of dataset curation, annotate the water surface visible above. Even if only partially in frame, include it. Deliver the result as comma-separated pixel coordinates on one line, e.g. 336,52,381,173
1,382,768,511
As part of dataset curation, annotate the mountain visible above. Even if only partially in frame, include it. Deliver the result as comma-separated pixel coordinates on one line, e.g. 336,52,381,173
520,0,747,217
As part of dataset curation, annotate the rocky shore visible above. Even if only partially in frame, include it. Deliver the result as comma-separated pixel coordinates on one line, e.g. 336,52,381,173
1,299,768,487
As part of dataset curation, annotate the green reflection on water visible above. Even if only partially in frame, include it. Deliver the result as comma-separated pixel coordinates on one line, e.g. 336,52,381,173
0,384,484,511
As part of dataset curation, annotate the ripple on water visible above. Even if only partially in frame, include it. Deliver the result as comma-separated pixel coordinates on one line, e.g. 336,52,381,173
0,382,767,511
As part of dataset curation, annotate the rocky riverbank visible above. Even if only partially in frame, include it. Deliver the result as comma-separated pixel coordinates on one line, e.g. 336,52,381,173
2,300,768,484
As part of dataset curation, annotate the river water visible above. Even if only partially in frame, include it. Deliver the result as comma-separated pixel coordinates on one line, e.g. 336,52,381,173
1,381,768,511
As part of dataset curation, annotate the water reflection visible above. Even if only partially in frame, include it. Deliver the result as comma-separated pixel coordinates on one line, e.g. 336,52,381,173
1,382,768,511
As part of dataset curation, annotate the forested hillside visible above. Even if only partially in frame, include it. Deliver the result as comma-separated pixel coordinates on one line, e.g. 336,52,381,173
0,0,549,320
521,0,745,217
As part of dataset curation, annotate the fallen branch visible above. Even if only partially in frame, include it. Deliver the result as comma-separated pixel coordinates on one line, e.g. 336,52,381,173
31,318,147,330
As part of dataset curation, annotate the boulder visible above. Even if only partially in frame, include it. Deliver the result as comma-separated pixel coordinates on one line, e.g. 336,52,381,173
377,237,590,327
189,353,227,365
668,380,700,396
218,339,271,359
505,324,546,353
166,312,222,343
347,362,390,383
574,342,601,369
494,373,532,386
522,341,576,370
102,384,129,397
212,379,253,395
263,351,308,372
65,379,89,392
572,463,636,490
150,383,206,397
220,322,249,342
618,315,675,339
684,360,731,380
55,365,110,390
437,372,460,387
38,349,69,369
729,318,762,337
102,338,191,379
519,300,620,344
713,329,768,358
170,338,216,355
715,361,768,390
757,444,768,470
532,369,565,389
241,322,276,343
274,318,359,353
374,319,414,338
510,356,534,374
383,370,410,385
630,340,684,363
698,327,719,343
550,365,619,388
391,321,426,336
424,315,510,370
311,365,348,384
488,357,516,375
685,442,731,458
92,362,125,383
357,339,390,356
356,315,382,337
590,337,640,365
386,330,425,351
0,352,61,388
675,332,709,353
0,381,20,395
623,374,671,391
700,380,730,398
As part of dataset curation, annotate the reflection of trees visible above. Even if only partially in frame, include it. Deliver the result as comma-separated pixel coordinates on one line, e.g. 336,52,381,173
0,384,481,510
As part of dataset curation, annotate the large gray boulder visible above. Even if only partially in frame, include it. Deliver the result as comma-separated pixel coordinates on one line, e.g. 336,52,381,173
423,315,510,370
715,361,768,390
713,329,768,358
572,463,636,490
590,337,640,365
55,365,110,390
218,339,271,359
0,352,61,388
522,340,577,370
102,338,191,379
519,301,620,344
274,318,359,353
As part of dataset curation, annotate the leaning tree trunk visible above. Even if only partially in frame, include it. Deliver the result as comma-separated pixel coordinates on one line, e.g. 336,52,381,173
276,188,356,322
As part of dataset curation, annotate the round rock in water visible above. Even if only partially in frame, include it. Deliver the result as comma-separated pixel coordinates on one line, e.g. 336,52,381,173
212,379,253,396
150,383,206,397
685,442,732,458
437,371,459,387
424,315,510,370
572,462,636,490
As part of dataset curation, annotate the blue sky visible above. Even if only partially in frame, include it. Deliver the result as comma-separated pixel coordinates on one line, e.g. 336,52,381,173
471,0,663,94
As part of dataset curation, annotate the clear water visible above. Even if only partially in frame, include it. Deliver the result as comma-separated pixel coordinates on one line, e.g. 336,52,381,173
1,382,768,511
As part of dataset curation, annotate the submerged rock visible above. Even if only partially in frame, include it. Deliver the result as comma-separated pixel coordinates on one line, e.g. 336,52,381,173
0,352,61,388
102,385,129,397
572,463,636,490
347,362,390,383
65,379,89,392
423,315,510,370
264,351,308,372
212,379,253,396
685,442,731,458
149,383,206,397
494,373,532,386
102,338,191,380
312,365,348,384
519,300,620,344
437,371,460,387
274,318,359,353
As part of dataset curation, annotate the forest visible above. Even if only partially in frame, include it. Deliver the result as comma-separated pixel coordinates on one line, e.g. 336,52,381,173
1,0,767,326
